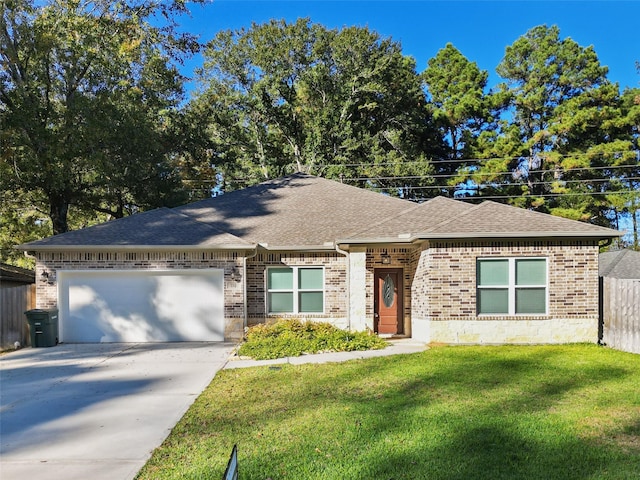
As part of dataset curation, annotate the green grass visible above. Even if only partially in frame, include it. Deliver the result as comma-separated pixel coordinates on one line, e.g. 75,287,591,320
237,319,388,360
137,345,640,479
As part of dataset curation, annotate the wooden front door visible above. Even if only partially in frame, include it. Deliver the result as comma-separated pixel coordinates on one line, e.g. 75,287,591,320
374,269,403,335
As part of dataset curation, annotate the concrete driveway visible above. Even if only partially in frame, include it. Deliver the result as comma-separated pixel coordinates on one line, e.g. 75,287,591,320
0,342,235,480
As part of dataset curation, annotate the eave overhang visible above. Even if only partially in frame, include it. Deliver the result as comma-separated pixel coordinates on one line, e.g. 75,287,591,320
15,243,258,253
337,229,623,246
257,243,337,252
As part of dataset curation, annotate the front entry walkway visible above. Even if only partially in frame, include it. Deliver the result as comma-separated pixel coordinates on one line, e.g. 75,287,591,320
0,342,235,480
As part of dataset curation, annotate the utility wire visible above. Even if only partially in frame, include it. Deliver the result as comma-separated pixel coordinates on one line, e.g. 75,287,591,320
452,190,640,200
313,151,640,168
181,163,640,184
346,164,640,182
364,177,640,189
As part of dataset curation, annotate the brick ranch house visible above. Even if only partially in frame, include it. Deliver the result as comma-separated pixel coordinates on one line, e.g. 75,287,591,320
17,173,620,344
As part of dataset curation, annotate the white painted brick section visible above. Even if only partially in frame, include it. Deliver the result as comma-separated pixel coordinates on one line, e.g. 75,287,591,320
430,318,598,344
349,248,368,331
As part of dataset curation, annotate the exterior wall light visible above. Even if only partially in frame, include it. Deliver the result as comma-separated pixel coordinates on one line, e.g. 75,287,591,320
40,269,55,283
229,266,241,282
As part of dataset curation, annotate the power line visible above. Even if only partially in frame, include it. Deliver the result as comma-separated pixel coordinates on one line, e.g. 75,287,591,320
452,190,640,201
365,176,640,190
346,164,640,182
182,173,640,190
181,163,640,184
314,151,640,168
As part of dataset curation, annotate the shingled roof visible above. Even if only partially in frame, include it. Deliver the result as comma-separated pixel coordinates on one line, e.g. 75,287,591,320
17,173,620,251
18,208,252,250
421,200,619,239
174,173,414,248
346,196,475,241
0,263,35,284
599,250,640,278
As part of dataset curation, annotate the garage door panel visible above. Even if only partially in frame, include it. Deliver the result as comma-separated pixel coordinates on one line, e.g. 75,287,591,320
59,270,224,343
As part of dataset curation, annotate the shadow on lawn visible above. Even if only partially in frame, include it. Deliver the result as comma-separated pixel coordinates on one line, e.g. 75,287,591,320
347,348,636,479
359,423,623,480
235,346,639,479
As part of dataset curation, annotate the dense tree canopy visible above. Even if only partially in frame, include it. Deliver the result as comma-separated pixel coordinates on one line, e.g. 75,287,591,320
458,25,634,228
2,10,640,263
422,43,497,162
192,19,444,198
0,0,200,242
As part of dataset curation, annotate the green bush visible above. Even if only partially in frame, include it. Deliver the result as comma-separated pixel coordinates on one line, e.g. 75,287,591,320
237,319,388,360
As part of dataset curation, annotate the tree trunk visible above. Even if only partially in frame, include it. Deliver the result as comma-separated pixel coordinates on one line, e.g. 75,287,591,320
633,209,638,251
49,193,70,235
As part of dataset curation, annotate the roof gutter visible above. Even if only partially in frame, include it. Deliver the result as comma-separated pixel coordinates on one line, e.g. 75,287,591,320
15,244,257,253
418,231,623,240
257,243,337,251
338,230,622,245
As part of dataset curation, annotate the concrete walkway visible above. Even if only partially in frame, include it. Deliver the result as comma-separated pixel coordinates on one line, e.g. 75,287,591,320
0,342,235,480
224,338,428,369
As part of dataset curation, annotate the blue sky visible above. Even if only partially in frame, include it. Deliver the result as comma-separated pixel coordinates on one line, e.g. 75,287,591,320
178,0,640,92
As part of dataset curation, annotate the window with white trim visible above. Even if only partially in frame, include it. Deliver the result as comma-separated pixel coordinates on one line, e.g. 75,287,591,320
267,267,324,314
476,258,547,315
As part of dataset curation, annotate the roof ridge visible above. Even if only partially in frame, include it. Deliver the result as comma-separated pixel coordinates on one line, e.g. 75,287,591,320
599,249,628,277
169,209,251,245
422,200,485,233
177,174,415,210
346,200,425,238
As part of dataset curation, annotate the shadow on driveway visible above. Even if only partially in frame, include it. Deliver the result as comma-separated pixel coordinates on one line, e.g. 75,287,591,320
0,342,234,480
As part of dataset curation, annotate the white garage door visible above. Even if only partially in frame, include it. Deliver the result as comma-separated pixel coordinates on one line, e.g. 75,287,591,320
58,270,225,343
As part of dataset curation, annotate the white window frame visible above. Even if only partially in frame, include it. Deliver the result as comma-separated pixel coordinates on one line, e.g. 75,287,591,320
266,266,325,314
476,257,548,316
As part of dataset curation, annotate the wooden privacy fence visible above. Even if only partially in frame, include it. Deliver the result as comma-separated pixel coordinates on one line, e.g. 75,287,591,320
0,283,35,349
602,277,640,354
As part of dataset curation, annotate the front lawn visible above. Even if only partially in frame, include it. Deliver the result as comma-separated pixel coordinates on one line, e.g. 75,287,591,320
137,345,640,479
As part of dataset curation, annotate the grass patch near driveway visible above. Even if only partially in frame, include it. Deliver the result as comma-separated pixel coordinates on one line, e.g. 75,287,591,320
137,345,640,479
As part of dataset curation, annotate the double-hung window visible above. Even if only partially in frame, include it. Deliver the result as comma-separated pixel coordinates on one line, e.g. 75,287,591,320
267,267,324,314
477,258,547,315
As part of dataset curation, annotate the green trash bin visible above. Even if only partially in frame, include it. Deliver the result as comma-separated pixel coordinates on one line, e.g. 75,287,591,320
25,309,59,347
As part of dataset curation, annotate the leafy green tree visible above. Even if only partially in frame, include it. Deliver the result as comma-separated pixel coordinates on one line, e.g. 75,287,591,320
0,186,48,267
422,43,499,160
422,43,505,196
470,25,629,224
1,0,198,235
605,84,640,249
194,19,444,199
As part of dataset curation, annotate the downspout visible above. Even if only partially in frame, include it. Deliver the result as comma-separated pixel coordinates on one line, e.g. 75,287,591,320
335,243,351,330
599,237,613,249
243,248,259,331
